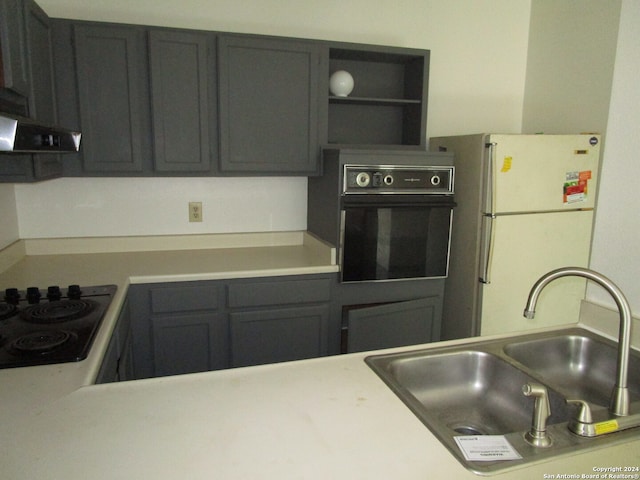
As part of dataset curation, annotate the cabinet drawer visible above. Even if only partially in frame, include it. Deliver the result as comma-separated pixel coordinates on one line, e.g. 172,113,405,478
150,284,219,313
227,277,331,308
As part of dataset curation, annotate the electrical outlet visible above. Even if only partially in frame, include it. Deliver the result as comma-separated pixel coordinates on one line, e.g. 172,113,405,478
189,202,203,222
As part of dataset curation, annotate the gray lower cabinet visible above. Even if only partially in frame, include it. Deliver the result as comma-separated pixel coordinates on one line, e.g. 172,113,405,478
128,281,227,379
227,276,332,366
334,278,445,355
217,35,323,175
151,312,227,377
126,274,332,379
96,298,133,383
230,306,329,367
345,296,441,353
110,274,443,381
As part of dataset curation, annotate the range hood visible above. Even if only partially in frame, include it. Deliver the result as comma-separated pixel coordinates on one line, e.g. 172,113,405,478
0,113,81,153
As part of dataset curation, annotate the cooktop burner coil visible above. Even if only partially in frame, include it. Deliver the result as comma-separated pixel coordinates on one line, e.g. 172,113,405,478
10,330,76,354
20,299,97,324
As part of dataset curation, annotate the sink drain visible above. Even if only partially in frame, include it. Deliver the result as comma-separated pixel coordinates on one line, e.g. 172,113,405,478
450,424,486,436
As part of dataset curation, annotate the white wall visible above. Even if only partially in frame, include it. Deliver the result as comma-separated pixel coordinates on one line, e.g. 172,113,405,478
14,0,531,239
587,0,640,312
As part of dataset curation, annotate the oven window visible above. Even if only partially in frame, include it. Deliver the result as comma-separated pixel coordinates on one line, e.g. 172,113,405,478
341,204,452,282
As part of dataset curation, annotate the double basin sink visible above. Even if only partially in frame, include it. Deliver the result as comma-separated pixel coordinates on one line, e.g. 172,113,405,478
366,328,640,474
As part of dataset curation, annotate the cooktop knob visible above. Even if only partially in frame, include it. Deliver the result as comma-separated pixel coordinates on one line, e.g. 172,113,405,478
47,285,62,301
67,284,82,299
27,287,41,304
4,288,20,305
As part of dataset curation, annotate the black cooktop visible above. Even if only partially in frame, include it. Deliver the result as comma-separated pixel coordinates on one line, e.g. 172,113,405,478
0,284,116,369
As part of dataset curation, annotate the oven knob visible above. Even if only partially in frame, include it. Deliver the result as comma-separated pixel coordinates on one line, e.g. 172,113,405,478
67,284,82,299
4,288,20,305
27,287,41,304
383,174,394,186
430,175,442,186
47,285,62,302
355,172,371,188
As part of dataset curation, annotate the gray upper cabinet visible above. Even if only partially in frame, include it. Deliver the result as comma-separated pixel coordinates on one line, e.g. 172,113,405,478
217,35,323,175
0,0,30,97
24,0,62,180
24,0,56,125
0,0,62,182
41,12,428,178
73,23,148,173
149,30,217,173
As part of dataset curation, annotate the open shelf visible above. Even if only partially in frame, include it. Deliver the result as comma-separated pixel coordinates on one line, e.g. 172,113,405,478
327,46,429,147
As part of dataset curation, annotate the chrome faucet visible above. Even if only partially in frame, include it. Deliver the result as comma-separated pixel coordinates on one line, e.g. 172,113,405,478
523,267,632,417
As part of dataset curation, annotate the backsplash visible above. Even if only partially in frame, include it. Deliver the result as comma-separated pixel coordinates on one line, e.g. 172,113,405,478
14,177,308,238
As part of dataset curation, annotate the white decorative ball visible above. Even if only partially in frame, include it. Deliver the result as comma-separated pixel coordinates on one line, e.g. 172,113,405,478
329,70,354,97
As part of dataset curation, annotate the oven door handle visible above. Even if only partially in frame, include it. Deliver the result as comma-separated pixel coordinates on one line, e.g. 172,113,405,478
342,195,456,208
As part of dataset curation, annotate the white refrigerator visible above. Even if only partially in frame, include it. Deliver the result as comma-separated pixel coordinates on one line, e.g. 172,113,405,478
430,134,601,338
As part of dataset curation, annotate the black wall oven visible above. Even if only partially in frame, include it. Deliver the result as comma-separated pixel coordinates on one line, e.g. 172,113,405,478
307,149,456,283
340,165,455,282
307,149,455,353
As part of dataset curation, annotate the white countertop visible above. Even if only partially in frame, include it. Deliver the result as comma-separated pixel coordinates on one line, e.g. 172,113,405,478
0,234,638,479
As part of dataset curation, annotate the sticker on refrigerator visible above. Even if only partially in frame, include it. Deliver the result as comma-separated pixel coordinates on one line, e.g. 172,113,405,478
563,170,592,204
500,156,512,172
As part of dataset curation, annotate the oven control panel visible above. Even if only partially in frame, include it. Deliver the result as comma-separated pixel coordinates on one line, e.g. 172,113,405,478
343,165,454,194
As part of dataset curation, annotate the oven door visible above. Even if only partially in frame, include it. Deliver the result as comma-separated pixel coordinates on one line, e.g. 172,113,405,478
340,195,455,282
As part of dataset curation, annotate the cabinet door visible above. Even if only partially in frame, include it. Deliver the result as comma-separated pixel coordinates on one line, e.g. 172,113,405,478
24,0,62,179
0,0,30,96
149,30,216,172
151,312,228,377
346,296,440,353
74,24,147,173
218,35,321,175
95,297,131,384
0,0,62,182
230,305,329,367
95,329,119,383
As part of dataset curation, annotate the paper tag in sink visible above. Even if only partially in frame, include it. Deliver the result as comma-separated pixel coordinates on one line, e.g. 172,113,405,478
454,435,522,461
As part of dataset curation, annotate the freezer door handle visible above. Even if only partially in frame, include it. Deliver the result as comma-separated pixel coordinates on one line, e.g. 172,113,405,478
484,142,497,214
479,213,495,284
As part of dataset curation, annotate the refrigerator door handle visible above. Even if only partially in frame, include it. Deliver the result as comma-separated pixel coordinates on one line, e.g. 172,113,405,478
484,142,497,214
479,213,495,284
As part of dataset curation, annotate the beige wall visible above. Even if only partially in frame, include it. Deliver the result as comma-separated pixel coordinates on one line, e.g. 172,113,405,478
7,0,639,318
522,0,621,135
587,0,640,313
0,185,19,248
14,0,531,241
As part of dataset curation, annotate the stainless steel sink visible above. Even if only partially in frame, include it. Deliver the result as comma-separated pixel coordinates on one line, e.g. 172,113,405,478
377,350,570,435
365,328,640,474
504,334,640,406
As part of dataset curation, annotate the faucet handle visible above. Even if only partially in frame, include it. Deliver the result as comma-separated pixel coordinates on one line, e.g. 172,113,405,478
566,399,593,423
567,399,596,437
